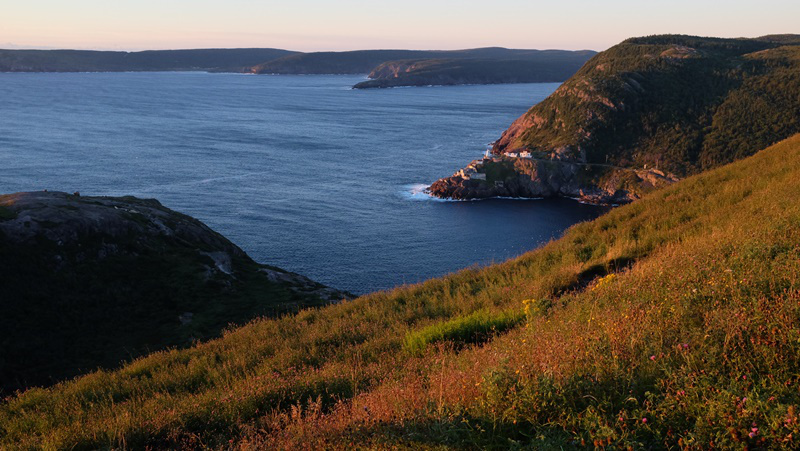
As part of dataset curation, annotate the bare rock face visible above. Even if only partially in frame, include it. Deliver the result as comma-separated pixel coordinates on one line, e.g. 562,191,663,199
0,191,244,260
0,191,350,392
367,60,429,79
427,159,677,205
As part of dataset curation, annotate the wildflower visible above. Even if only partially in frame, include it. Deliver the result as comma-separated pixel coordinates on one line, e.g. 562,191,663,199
642,418,648,423
592,273,617,291
650,355,656,361
682,343,689,349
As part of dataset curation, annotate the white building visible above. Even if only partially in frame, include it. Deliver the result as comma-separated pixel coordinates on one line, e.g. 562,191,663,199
519,151,532,159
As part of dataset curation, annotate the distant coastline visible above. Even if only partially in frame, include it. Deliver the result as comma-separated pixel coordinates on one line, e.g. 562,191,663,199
1,46,596,88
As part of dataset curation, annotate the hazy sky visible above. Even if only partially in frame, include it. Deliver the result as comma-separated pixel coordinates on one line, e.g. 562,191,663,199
3,0,798,52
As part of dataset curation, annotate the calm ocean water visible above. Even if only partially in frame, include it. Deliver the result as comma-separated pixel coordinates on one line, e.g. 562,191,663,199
0,72,605,294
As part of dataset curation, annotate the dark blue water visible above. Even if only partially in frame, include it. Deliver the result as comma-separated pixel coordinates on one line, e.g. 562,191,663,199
0,72,605,294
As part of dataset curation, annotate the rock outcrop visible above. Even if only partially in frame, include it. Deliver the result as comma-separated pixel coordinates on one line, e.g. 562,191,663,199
428,158,677,204
0,191,350,392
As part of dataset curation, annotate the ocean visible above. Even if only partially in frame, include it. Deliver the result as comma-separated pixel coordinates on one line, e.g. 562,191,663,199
0,72,605,294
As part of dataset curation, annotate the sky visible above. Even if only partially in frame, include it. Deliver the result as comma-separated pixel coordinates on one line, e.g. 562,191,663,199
2,0,799,52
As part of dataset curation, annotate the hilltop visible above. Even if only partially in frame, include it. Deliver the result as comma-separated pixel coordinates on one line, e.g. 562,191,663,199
352,50,596,88
251,47,594,78
0,192,348,392
429,34,800,202
0,48,297,72
4,131,800,447
0,46,595,88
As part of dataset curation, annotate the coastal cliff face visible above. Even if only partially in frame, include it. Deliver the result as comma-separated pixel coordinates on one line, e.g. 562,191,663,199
367,59,431,78
0,191,348,391
430,34,800,202
428,158,677,204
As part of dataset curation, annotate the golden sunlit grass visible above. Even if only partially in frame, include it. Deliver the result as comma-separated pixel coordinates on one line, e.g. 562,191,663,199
4,134,800,448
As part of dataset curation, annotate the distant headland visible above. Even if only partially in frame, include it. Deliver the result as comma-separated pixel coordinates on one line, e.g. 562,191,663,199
0,46,596,88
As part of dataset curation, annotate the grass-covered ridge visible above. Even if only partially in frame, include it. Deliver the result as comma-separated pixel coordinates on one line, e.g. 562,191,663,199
352,51,595,89
0,48,297,72
5,134,800,448
494,34,800,176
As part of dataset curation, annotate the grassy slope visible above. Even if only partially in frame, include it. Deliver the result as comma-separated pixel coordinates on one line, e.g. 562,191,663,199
5,134,800,448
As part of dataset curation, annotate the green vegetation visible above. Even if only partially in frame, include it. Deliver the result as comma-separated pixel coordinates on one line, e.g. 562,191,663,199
4,129,800,448
403,309,524,355
497,34,800,177
0,48,297,72
352,51,595,88
250,47,591,75
0,46,595,79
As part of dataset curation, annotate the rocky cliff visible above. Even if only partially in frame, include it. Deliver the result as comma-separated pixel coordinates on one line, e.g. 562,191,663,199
0,191,349,391
428,157,677,204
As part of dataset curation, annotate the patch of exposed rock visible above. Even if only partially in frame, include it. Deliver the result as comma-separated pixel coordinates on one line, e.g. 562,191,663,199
0,191,244,261
428,158,678,204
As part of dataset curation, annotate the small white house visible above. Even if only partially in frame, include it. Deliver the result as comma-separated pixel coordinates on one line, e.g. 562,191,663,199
506,152,520,158
471,173,486,180
519,151,532,159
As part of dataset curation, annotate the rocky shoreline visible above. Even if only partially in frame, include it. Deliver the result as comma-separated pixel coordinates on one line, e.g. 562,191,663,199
427,156,678,205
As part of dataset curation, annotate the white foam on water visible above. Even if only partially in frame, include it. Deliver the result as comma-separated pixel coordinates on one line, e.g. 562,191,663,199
401,184,453,202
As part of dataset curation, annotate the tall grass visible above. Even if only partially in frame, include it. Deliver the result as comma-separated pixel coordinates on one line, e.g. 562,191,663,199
4,134,800,448
403,310,524,356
